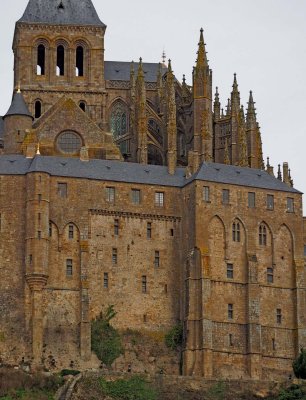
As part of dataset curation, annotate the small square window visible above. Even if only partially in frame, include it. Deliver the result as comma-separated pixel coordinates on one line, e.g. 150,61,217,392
228,304,233,320
222,189,230,205
267,267,274,284
267,194,274,210
131,189,141,205
104,272,109,289
142,275,147,293
276,308,282,324
68,224,74,239
227,264,234,279
147,222,152,239
154,251,160,268
66,259,73,276
248,192,255,208
155,192,164,207
112,248,118,264
287,198,294,213
58,183,67,198
106,187,115,203
203,186,210,202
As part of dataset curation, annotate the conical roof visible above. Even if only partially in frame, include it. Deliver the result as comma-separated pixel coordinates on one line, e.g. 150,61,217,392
18,0,105,27
4,92,33,119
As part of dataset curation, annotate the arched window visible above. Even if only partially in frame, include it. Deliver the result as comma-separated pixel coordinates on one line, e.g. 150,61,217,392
76,46,84,77
110,101,128,139
259,224,267,246
232,221,241,242
79,101,86,112
56,45,65,76
148,144,163,165
35,100,42,119
37,44,45,76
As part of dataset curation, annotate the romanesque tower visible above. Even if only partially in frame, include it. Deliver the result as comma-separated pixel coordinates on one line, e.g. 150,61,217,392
13,0,106,126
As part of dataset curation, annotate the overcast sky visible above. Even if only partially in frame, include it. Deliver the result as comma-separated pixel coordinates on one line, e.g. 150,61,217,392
0,0,305,207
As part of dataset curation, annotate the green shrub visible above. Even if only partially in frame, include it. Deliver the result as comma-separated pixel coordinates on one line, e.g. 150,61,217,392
207,381,226,400
99,376,157,400
165,324,183,351
293,348,306,379
276,384,306,399
91,305,123,367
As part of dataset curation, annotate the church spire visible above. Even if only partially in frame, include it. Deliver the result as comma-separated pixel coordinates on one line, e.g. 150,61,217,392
214,87,221,121
238,105,248,167
246,90,257,127
196,28,208,69
231,73,240,114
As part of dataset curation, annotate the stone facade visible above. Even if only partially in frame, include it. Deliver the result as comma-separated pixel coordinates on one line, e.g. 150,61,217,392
0,0,305,381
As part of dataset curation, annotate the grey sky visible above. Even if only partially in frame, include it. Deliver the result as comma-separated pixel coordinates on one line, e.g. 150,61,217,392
0,0,305,205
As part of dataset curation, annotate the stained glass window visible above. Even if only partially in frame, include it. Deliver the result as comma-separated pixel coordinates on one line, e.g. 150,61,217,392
110,101,128,139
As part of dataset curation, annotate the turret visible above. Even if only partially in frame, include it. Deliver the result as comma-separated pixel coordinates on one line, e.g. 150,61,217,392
3,89,33,154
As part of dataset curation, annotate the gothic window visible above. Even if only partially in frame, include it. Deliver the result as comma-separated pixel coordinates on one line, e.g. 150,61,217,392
259,224,267,246
68,224,74,239
56,45,65,76
76,46,84,77
232,221,241,242
35,100,42,119
57,131,82,154
110,101,128,139
37,44,45,75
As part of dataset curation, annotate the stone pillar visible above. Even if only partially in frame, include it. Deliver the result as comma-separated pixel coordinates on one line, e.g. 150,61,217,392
26,274,48,364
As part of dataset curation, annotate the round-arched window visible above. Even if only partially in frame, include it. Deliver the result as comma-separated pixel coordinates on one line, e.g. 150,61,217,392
57,131,82,154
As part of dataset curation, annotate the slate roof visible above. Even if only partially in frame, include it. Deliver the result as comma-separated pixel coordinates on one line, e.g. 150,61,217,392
18,0,105,27
0,155,301,194
105,61,167,83
4,92,33,119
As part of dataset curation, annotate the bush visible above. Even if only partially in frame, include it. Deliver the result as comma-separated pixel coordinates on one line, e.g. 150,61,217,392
99,376,157,400
165,324,183,351
276,384,306,400
91,305,123,367
293,348,306,379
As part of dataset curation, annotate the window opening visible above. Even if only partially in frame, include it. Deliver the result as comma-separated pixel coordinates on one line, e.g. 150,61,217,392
203,186,210,202
154,251,160,268
259,224,267,246
248,192,255,208
112,248,118,264
222,189,230,204
57,183,67,198
37,44,45,75
131,189,141,205
287,197,294,213
227,263,234,279
79,102,86,112
56,45,65,76
147,222,152,239
57,131,82,154
229,334,233,347
114,219,119,236
68,224,74,239
76,46,84,77
267,194,274,210
66,259,73,276
104,273,109,288
106,187,115,203
155,192,164,207
110,101,128,139
228,304,233,320
142,275,147,293
276,309,282,324
35,100,42,119
267,267,274,283
232,222,241,242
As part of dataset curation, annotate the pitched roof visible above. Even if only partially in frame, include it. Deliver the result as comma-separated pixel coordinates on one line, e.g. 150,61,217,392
18,0,105,27
0,155,301,194
195,162,301,193
105,61,167,83
4,92,33,119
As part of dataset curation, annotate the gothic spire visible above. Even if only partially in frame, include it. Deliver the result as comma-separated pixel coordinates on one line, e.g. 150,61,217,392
136,57,147,164
196,28,208,69
214,87,221,120
231,73,240,114
246,90,257,127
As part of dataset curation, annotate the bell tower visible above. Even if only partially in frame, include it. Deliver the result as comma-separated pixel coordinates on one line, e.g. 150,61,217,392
13,0,106,125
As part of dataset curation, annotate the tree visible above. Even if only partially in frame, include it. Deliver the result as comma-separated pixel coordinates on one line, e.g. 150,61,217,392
293,348,306,379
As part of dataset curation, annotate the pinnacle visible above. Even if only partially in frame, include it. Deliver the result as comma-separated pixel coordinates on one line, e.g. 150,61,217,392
196,27,208,68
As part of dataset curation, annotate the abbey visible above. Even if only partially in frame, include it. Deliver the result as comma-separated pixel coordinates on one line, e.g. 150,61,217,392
0,0,305,381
